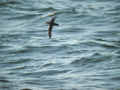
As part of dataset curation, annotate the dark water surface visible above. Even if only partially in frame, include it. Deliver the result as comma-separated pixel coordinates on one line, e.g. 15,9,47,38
0,0,120,90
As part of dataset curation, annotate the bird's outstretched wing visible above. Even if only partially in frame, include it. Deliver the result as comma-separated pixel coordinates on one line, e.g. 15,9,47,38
48,24,53,38
48,16,57,38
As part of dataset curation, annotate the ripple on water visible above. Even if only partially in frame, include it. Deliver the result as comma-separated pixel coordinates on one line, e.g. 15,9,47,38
70,51,113,68
7,58,32,64
0,75,16,90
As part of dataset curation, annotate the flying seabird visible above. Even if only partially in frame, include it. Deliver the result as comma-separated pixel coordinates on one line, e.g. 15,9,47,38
46,16,59,38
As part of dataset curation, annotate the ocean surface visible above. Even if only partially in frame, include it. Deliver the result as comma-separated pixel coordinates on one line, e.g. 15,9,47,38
0,0,120,90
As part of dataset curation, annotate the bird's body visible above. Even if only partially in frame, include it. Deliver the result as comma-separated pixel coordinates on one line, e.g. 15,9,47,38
46,17,59,38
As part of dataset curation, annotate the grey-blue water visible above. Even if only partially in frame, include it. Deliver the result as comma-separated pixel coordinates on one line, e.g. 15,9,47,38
0,0,120,90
